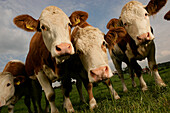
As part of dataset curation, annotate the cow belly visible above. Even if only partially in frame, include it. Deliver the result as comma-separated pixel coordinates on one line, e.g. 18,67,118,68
43,65,58,82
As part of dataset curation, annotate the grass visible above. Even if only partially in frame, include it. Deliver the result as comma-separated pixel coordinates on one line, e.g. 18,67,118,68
1,67,170,113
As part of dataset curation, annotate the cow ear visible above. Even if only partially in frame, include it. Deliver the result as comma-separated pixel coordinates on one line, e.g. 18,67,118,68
13,14,40,32
14,76,26,86
164,10,170,21
104,30,118,47
106,18,123,30
69,11,88,27
145,0,167,15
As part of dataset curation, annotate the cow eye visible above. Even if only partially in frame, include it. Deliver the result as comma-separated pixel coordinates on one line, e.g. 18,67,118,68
68,23,72,28
7,83,11,87
102,41,108,47
41,25,48,31
124,23,127,27
145,13,148,16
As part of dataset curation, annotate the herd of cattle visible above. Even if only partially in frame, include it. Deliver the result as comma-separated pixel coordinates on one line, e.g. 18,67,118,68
0,0,169,113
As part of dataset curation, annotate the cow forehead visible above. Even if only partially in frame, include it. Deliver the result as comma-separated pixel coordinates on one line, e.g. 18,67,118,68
39,6,70,26
121,1,146,22
75,26,104,50
0,73,13,84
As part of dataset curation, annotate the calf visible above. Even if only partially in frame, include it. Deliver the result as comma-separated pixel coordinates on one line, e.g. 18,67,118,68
13,6,75,113
69,11,120,110
105,0,167,92
0,60,38,113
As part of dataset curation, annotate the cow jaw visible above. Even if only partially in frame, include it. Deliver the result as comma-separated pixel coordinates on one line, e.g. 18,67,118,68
0,73,15,107
39,6,75,64
120,1,154,46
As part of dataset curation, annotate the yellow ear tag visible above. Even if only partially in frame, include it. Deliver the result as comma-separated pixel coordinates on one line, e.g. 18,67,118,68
16,81,21,85
75,19,80,25
26,24,34,30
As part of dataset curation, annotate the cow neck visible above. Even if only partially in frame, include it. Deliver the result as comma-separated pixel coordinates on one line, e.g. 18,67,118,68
25,32,60,76
124,34,139,57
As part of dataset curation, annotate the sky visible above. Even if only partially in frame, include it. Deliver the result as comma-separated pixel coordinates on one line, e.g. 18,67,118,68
0,0,170,72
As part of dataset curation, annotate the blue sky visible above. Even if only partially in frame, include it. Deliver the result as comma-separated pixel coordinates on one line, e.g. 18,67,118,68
0,0,170,71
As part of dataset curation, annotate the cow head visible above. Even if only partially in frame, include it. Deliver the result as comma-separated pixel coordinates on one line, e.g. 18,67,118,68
70,11,113,83
120,0,167,45
13,6,75,64
0,72,25,107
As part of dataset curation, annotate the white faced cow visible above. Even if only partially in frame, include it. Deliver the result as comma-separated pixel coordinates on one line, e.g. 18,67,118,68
0,60,38,113
69,11,120,110
105,0,167,92
13,6,75,113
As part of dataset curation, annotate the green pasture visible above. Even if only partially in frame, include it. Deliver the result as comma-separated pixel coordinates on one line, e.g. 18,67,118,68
1,67,170,113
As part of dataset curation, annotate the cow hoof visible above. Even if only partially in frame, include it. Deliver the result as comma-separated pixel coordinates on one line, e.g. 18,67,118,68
114,95,120,100
141,86,148,92
158,82,167,87
132,83,137,88
123,89,128,92
89,98,98,110
67,108,75,113
52,109,59,113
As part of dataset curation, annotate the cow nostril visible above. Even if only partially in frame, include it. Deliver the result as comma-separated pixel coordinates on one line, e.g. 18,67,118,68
56,46,61,51
90,70,96,77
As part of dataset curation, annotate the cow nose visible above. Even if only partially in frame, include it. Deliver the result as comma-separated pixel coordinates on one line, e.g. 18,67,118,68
90,66,110,82
56,43,72,55
137,32,151,41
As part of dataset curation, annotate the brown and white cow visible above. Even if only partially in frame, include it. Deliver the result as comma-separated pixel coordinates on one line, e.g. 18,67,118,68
13,6,75,113
0,60,41,113
105,0,167,92
69,11,120,110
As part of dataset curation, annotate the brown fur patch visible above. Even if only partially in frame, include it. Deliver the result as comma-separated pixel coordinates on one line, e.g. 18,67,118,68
13,15,39,32
164,10,170,20
69,11,91,28
3,61,27,77
106,18,123,30
145,0,167,15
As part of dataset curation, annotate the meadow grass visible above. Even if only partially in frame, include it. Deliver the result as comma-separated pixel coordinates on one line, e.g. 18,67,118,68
1,67,170,113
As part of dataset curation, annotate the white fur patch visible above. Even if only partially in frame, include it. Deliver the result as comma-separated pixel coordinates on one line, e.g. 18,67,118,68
120,1,154,46
72,26,113,82
39,6,74,60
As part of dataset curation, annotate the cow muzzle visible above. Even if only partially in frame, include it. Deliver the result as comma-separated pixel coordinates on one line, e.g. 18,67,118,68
0,97,6,107
137,32,153,44
90,66,111,82
56,43,73,55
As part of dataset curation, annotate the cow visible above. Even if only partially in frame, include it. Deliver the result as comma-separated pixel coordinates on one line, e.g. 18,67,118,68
164,10,170,20
0,60,42,113
104,0,167,92
13,6,75,113
69,11,120,110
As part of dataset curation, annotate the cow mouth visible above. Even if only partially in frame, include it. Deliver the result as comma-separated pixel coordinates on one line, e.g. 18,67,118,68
56,54,71,64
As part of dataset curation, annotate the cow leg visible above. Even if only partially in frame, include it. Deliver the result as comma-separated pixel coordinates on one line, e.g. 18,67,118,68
61,77,74,112
147,42,166,87
75,77,86,103
103,79,120,100
131,60,147,91
8,105,14,113
112,59,128,92
24,95,32,113
45,96,50,113
82,79,97,110
31,80,43,113
128,65,137,87
36,71,59,113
